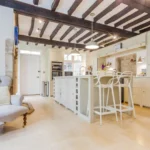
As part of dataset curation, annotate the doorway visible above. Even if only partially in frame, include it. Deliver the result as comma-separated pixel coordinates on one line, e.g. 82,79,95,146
20,54,41,95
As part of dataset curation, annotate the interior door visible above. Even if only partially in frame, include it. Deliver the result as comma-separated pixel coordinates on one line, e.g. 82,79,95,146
20,54,40,95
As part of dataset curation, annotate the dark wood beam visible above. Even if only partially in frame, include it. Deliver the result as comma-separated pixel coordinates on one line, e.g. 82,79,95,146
1,0,136,38
99,39,113,46
68,0,83,16
132,21,150,32
140,26,150,33
68,28,85,42
19,35,85,49
60,26,74,40
123,14,149,29
33,0,39,5
105,7,132,24
82,0,103,19
50,23,63,40
51,0,60,11
76,31,91,43
40,21,49,37
104,38,125,47
122,0,150,14
94,1,121,22
95,35,109,43
114,11,142,27
132,0,150,8
84,33,103,44
28,18,35,36
90,38,125,52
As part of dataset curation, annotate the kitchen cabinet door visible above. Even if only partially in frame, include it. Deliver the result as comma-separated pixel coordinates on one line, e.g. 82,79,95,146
142,88,150,107
66,78,76,112
132,87,142,106
124,87,142,106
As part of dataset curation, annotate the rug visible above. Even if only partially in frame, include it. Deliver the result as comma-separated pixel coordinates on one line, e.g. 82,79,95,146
22,102,35,114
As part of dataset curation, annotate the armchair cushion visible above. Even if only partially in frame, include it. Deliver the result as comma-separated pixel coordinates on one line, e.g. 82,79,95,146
0,86,10,106
11,95,24,106
0,105,28,122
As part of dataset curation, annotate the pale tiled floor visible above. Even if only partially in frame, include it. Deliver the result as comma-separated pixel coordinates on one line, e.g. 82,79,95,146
0,96,150,150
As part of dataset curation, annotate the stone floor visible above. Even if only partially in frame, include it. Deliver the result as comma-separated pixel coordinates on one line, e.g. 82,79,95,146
0,96,150,150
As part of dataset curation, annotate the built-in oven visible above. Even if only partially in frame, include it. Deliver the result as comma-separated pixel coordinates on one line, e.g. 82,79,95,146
51,61,63,80
64,71,73,76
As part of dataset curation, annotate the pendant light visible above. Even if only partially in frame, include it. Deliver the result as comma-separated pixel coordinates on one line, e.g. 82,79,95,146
85,13,99,50
70,28,80,56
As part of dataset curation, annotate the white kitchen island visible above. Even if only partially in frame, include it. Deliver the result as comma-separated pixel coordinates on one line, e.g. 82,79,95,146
53,76,119,123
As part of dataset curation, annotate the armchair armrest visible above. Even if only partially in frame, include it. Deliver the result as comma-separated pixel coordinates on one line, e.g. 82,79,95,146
11,95,24,106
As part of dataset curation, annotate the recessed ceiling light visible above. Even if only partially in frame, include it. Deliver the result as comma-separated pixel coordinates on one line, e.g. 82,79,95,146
39,19,42,24
113,35,117,39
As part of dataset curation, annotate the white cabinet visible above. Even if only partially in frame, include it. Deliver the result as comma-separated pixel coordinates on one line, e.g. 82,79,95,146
142,88,150,107
53,77,78,113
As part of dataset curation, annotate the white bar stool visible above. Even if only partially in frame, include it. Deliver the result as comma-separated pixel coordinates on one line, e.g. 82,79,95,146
94,74,118,125
114,71,136,120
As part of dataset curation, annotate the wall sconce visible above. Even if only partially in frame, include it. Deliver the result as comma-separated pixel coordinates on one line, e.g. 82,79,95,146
137,56,143,63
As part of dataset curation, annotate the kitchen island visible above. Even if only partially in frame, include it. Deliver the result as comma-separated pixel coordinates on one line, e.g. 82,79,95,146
53,75,120,123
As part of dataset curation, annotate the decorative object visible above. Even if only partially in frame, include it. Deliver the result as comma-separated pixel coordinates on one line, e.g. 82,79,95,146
85,13,99,50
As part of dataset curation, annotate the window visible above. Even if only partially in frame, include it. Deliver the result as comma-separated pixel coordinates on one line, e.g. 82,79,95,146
64,54,85,75
64,54,72,61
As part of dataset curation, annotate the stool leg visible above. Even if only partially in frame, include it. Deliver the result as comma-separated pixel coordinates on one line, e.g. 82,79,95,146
111,87,118,122
102,88,105,113
23,113,27,128
118,86,122,121
99,86,102,125
129,86,136,118
106,88,110,107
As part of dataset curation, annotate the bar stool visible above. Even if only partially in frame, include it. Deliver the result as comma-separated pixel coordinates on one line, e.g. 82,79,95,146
94,74,118,125
114,71,136,120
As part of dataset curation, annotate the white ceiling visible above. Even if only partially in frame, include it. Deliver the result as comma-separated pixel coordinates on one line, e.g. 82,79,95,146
17,0,150,47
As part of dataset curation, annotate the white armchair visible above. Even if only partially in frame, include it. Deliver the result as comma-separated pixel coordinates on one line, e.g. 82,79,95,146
0,76,28,130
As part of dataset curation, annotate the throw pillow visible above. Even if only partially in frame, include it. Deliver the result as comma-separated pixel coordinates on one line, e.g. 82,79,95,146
0,86,10,105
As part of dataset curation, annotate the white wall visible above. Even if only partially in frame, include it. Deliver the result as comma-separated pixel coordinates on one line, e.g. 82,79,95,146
0,6,14,75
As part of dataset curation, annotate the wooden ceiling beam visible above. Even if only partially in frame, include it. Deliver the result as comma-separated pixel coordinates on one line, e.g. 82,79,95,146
1,0,136,38
95,35,109,43
94,1,122,22
68,0,83,16
50,23,63,40
76,31,91,43
105,6,132,24
84,32,104,44
28,18,35,36
115,11,142,27
19,35,85,49
51,0,60,11
121,0,150,14
140,26,150,33
60,26,74,40
132,21,150,32
40,20,49,37
123,14,149,29
68,28,85,43
82,0,103,19
104,38,125,47
33,0,39,5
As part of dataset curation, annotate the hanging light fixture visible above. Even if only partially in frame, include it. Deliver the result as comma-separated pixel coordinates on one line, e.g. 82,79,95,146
137,56,143,63
70,28,80,56
85,13,99,50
